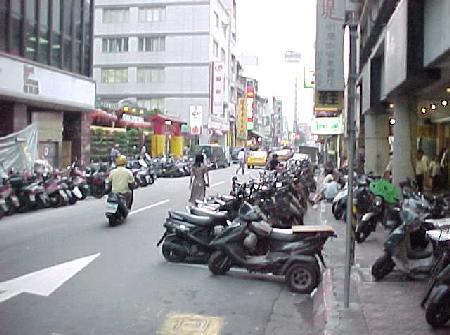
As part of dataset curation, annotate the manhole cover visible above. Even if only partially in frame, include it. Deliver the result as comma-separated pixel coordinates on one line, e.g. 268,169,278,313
158,312,223,335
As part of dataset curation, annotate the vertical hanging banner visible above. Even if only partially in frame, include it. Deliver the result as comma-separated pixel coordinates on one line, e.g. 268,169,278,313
189,105,203,135
211,62,224,116
236,98,247,140
315,0,345,92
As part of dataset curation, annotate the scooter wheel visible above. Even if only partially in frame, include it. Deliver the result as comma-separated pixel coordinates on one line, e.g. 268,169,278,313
162,239,187,262
371,253,395,281
208,251,231,275
148,176,155,185
108,214,123,227
426,295,450,328
355,223,370,243
285,262,319,294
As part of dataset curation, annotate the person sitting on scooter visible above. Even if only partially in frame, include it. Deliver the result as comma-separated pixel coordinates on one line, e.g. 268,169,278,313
107,155,134,209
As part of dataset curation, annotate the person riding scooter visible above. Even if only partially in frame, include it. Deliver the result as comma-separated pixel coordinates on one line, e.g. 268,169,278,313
107,155,134,209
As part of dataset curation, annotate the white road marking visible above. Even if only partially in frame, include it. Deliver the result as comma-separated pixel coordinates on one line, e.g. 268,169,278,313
0,253,100,304
129,199,170,216
210,181,225,188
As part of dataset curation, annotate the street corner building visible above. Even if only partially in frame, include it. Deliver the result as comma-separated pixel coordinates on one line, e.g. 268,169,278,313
0,0,95,168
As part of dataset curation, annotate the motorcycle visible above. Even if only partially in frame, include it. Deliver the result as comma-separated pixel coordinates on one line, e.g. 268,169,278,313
157,208,230,263
86,163,108,198
371,198,434,281
419,221,450,327
105,192,129,226
207,202,336,293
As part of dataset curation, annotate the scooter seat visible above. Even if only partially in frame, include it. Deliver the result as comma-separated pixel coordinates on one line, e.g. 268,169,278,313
168,210,214,226
270,230,303,242
407,248,433,260
190,207,228,221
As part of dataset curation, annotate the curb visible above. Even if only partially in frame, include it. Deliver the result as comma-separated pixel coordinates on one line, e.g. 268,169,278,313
312,269,334,334
313,268,370,335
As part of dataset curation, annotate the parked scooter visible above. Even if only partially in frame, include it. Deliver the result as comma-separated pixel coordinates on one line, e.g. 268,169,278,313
157,208,229,263
207,202,336,293
371,198,434,281
420,222,450,327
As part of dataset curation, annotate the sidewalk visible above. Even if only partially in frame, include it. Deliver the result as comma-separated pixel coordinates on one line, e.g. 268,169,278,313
313,202,450,335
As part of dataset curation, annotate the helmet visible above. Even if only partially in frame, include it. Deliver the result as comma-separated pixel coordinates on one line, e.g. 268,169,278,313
116,155,127,166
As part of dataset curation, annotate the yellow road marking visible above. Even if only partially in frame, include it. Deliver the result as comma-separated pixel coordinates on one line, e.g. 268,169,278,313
157,312,223,335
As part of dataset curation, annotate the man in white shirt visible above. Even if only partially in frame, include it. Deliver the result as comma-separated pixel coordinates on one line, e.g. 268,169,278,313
236,148,245,175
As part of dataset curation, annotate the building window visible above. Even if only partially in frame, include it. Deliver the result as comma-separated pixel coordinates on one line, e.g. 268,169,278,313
103,8,129,24
37,0,50,64
0,0,8,51
137,67,165,83
231,55,236,73
214,11,219,28
138,7,165,22
10,0,23,56
73,0,82,73
62,0,73,71
232,32,236,42
51,0,61,67
213,40,218,58
138,36,165,52
101,68,128,83
82,0,93,77
221,48,225,62
102,37,128,53
137,98,165,111
25,0,38,61
222,21,227,36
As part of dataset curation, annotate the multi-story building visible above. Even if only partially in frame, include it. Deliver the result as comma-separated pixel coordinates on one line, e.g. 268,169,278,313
93,0,237,156
357,0,450,187
0,0,95,168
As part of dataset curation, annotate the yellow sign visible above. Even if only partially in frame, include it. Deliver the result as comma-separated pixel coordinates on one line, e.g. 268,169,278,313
236,98,247,140
314,91,344,112
158,313,223,335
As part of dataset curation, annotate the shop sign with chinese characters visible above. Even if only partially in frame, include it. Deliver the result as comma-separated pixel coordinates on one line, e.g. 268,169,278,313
315,0,345,91
211,62,224,116
311,117,344,135
236,98,247,140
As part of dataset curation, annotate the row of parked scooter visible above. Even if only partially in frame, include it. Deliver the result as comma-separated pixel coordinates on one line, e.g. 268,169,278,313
0,154,163,220
331,173,450,328
156,161,337,294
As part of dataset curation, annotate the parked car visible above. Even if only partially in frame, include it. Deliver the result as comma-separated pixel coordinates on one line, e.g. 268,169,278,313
198,144,230,169
247,150,268,168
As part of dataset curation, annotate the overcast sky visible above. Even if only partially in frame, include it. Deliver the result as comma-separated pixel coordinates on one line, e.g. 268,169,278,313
236,0,317,129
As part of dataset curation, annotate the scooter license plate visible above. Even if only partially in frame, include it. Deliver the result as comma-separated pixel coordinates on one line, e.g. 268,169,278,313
11,196,20,207
60,190,69,201
29,194,36,202
106,203,118,213
73,187,83,199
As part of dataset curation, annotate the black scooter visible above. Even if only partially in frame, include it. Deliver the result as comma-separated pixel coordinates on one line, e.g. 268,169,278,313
157,207,230,263
207,202,336,293
105,192,129,226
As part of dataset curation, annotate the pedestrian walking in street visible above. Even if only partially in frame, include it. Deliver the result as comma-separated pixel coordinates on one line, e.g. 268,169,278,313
429,154,441,192
415,149,427,192
236,148,245,175
189,153,210,204
140,144,147,159
267,153,279,171
110,144,120,166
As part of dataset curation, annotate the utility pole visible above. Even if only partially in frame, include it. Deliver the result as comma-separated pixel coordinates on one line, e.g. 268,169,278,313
344,15,358,309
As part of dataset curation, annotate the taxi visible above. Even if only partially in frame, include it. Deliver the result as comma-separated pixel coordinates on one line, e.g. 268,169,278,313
247,150,268,168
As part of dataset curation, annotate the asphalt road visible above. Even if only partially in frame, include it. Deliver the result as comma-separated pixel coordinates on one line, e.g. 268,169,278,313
0,167,317,335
